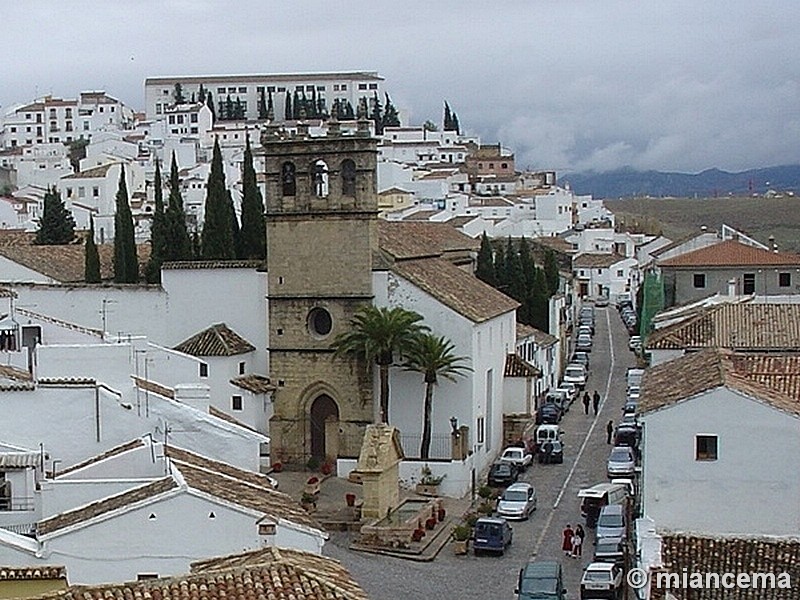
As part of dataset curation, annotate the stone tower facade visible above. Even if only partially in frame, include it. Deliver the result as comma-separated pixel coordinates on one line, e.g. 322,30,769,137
260,122,377,465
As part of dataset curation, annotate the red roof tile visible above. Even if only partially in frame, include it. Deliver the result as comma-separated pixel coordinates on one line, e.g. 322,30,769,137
658,239,800,267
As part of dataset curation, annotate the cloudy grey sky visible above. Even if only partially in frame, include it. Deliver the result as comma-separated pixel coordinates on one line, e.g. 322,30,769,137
3,0,799,174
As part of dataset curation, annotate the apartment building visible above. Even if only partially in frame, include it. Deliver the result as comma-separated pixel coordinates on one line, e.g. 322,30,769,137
144,71,385,122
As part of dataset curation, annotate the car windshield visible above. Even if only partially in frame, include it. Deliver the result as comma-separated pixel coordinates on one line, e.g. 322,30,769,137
503,490,528,502
597,540,620,553
610,448,632,461
475,523,501,536
520,578,558,595
584,570,611,582
493,464,512,475
598,513,623,527
503,449,521,458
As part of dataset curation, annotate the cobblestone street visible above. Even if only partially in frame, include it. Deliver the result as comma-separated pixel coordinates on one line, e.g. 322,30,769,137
324,306,637,599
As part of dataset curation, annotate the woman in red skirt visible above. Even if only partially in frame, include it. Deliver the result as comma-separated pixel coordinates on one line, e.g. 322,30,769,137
562,524,574,556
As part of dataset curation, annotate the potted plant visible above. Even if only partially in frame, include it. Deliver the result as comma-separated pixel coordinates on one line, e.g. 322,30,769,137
452,523,471,555
425,516,437,530
437,506,446,522
320,459,334,476
305,476,321,496
345,492,357,507
415,465,445,496
300,492,316,512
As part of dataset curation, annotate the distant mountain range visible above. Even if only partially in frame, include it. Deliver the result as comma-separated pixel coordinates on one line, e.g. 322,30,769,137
562,165,800,199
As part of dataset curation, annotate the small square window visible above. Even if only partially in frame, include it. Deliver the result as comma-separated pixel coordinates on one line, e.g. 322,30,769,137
779,272,791,287
358,83,367,90
256,86,265,93
232,395,243,411
217,87,226,94
696,435,718,460
693,273,706,288
368,83,377,90
267,86,275,93
617,269,624,277
199,363,208,378
93,187,99,197
238,87,247,93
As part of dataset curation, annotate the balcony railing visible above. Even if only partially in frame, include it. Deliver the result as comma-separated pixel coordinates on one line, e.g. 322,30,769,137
0,496,36,512
0,522,36,536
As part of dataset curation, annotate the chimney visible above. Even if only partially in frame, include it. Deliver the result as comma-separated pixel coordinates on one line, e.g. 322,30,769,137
769,235,778,253
174,383,210,413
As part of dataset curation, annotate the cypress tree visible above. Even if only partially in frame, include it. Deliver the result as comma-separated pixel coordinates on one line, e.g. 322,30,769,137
506,237,525,303
284,91,292,120
544,248,560,295
444,101,452,130
475,232,495,287
267,91,274,120
258,89,268,120
227,190,241,258
173,83,186,105
518,236,535,292
34,187,75,245
310,87,318,117
371,91,383,134
530,267,550,331
206,91,215,121
145,159,167,283
494,243,507,292
113,166,138,283
344,100,355,120
224,95,234,121
201,138,235,259
84,217,101,283
452,111,461,135
191,229,201,259
198,84,206,104
382,93,400,128
239,136,266,259
165,152,192,260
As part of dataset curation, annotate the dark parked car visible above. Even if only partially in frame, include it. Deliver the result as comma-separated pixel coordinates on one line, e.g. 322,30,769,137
593,536,625,567
537,439,564,464
516,561,567,600
488,462,518,487
473,516,513,555
536,403,563,425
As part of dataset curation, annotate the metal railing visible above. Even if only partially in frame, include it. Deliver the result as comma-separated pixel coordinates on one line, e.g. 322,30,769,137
0,497,36,512
0,522,36,536
398,433,451,460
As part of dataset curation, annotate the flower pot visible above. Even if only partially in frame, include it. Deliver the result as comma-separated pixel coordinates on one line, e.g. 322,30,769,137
415,483,439,497
437,508,446,522
453,539,469,555
345,493,356,507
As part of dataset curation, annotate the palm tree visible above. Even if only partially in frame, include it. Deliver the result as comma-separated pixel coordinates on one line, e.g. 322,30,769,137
330,305,427,424
403,333,472,460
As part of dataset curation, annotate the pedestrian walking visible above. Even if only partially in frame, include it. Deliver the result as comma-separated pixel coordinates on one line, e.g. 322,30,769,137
572,524,585,558
606,419,614,444
593,390,601,415
582,392,591,415
562,524,574,556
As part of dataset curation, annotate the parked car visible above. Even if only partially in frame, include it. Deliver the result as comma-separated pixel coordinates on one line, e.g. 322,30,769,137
580,562,623,599
537,439,564,464
496,482,537,520
563,363,587,389
579,318,596,335
607,446,636,478
628,335,642,352
500,446,533,471
578,325,593,338
613,425,640,451
488,462,518,487
596,504,627,540
536,402,563,425
622,400,638,415
473,516,513,555
576,334,593,351
516,561,567,600
546,390,569,414
595,295,609,307
572,351,590,370
593,536,625,567
626,387,641,402
556,382,577,407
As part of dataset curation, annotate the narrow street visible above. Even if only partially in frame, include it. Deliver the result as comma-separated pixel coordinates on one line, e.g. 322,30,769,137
325,305,637,599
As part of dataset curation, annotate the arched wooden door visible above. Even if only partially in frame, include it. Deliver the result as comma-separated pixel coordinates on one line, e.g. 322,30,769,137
309,394,339,460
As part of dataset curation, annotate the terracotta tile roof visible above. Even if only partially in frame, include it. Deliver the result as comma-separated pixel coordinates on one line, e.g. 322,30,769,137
515,322,557,346
61,164,114,180
444,215,479,228
646,303,800,351
391,257,518,323
404,210,439,221
17,307,103,338
189,547,369,599
531,236,576,255
658,239,800,267
161,260,265,270
573,252,628,268
38,477,178,536
378,220,479,261
651,533,800,600
516,323,537,339
56,439,146,477
504,353,541,377
208,405,260,433
639,348,800,418
132,376,175,399
727,353,800,402
39,547,368,600
174,462,322,532
0,364,32,382
165,446,277,492
0,566,66,580
174,323,256,357
0,231,151,283
230,374,276,394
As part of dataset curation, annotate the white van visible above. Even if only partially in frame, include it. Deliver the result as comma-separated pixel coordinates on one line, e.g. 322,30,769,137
578,482,629,527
